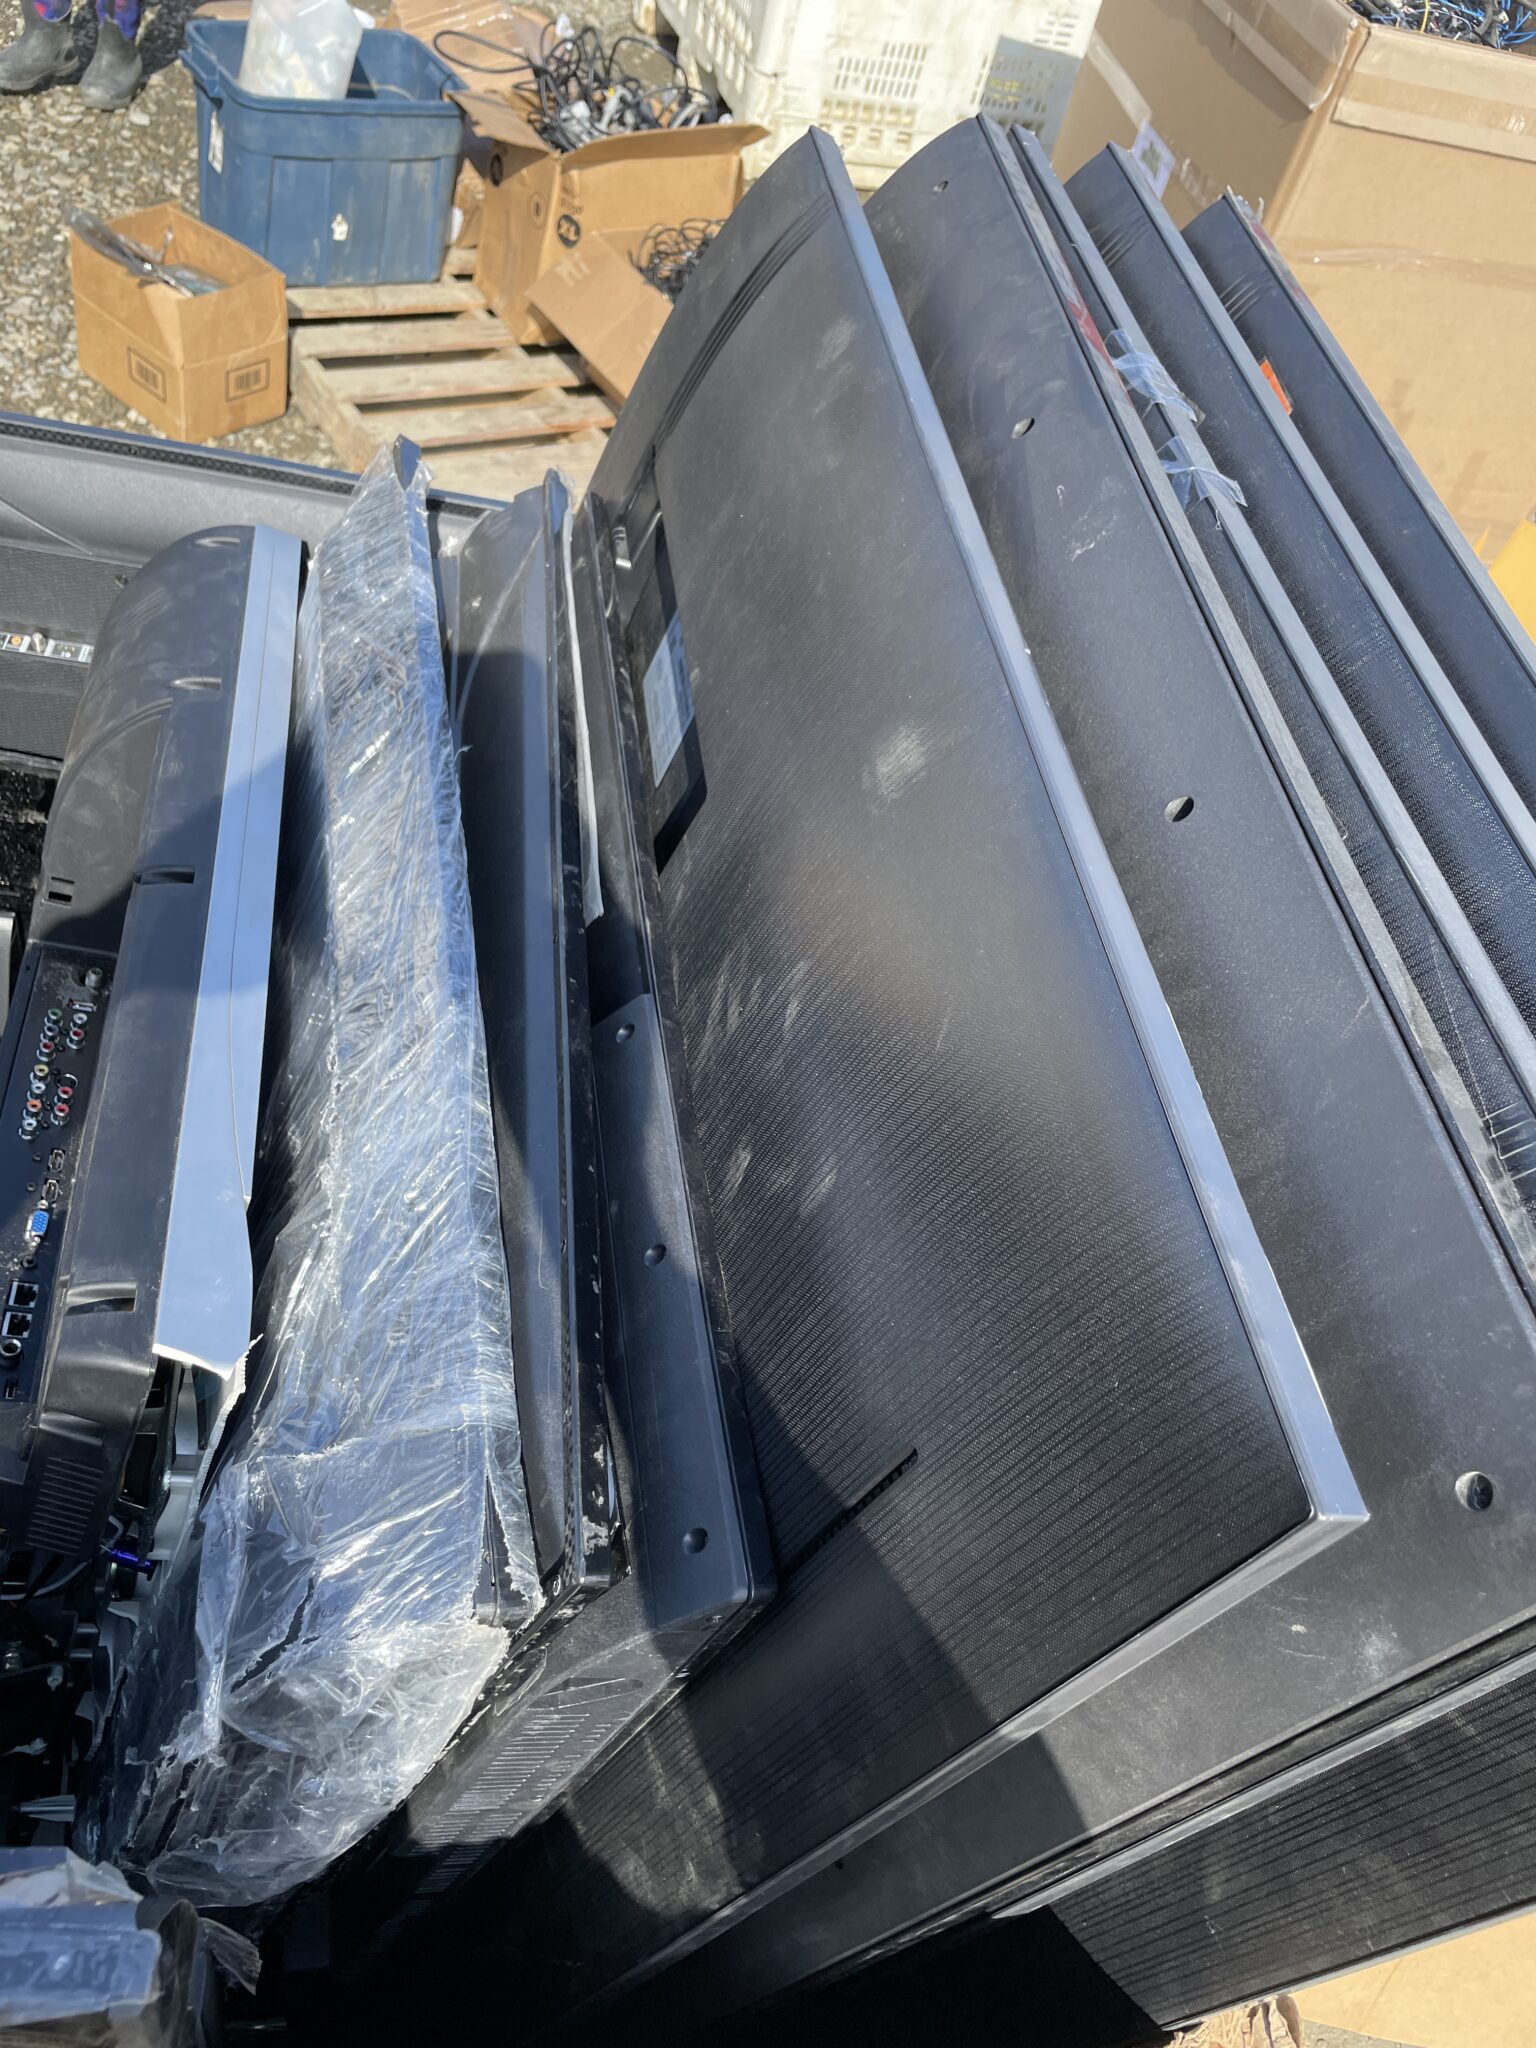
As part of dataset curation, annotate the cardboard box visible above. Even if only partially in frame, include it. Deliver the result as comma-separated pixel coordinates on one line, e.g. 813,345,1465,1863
456,95,766,345
526,233,672,404
70,205,287,443
1053,0,1536,553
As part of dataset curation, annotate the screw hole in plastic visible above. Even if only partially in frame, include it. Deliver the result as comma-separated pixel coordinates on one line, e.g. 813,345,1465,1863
644,1243,666,1267
682,1527,708,1554
1165,795,1195,823
616,1022,635,1044
1011,416,1034,439
1457,1471,1495,1512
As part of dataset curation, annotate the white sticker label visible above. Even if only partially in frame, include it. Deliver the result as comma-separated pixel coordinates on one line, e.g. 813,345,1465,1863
208,111,224,173
1130,119,1174,201
331,213,350,242
641,612,693,786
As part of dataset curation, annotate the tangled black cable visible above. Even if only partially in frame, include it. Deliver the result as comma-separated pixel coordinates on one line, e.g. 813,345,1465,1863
1348,0,1534,43
437,20,723,152
632,219,723,301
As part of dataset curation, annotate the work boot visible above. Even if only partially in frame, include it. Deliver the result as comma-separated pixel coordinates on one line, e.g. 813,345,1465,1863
79,14,139,106
0,7,76,92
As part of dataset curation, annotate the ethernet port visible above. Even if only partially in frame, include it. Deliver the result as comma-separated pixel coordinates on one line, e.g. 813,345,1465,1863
7,1283,37,1310
0,1313,30,1340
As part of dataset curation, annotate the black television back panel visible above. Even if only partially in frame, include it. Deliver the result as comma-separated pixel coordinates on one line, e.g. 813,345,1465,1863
1184,193,1536,824
350,125,1360,2039
383,130,1536,2047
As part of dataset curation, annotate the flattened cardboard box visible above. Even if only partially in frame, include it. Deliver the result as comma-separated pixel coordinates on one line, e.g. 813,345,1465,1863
526,232,671,404
455,94,766,345
70,204,287,444
1053,0,1536,554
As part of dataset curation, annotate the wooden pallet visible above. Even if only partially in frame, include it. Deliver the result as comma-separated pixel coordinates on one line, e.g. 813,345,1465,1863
287,251,616,501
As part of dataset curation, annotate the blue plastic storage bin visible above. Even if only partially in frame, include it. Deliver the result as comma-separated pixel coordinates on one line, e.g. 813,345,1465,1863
182,22,463,287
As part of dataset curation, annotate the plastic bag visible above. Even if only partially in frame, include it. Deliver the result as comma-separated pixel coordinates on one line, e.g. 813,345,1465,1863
237,0,363,100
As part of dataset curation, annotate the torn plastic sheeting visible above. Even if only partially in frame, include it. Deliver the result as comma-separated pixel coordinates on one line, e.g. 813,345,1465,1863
100,448,540,1909
0,1848,255,2043
1157,431,1248,510
0,1849,159,2036
1105,327,1203,424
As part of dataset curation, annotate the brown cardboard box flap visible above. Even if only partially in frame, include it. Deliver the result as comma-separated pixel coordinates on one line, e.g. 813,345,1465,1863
560,120,768,170
452,88,549,170
1333,28,1536,162
1194,0,1358,111
526,233,670,404
454,90,766,166
391,0,544,101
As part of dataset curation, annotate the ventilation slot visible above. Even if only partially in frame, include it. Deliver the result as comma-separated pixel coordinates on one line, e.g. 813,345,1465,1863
26,1457,98,1552
44,876,74,906
137,867,196,887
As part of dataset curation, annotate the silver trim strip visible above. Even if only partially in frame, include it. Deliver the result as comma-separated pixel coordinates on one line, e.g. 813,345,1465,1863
155,525,300,1378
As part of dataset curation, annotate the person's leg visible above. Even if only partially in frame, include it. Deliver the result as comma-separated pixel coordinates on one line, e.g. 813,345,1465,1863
0,0,78,93
79,0,140,107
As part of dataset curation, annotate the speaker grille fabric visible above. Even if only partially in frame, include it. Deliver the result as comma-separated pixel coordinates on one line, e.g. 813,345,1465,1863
1057,1658,1536,2024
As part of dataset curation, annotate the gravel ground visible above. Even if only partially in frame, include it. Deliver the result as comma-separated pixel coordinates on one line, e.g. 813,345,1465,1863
0,0,333,459
0,0,660,463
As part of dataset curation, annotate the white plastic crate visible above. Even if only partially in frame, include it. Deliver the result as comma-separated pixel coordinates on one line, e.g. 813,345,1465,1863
651,0,1100,188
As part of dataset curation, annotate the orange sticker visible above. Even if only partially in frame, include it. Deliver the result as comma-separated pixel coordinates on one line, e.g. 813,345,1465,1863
1259,358,1294,414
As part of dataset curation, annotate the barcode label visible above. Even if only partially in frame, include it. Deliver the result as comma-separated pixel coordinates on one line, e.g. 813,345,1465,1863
1130,120,1174,201
641,612,693,786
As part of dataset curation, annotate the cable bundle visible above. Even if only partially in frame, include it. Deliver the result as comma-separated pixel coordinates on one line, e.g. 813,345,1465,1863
1348,0,1535,45
632,218,723,301
436,19,723,152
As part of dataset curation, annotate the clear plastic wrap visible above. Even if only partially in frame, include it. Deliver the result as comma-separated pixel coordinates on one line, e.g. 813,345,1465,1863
95,448,539,1908
1104,327,1202,424
1156,431,1248,511
0,1849,255,2045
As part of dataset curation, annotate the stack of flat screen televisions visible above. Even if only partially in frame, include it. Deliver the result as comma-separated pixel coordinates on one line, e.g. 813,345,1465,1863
13,111,1532,2047
299,115,1536,2047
